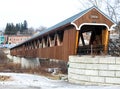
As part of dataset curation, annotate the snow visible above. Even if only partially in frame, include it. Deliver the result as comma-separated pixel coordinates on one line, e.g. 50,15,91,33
0,73,120,89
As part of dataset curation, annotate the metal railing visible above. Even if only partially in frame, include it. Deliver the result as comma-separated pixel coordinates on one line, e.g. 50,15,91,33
77,45,104,55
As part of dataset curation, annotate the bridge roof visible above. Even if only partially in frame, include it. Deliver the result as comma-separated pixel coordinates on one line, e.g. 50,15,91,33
10,6,115,49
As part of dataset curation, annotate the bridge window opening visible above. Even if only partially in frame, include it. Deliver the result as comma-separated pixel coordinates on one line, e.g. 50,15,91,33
33,41,36,49
47,36,50,47
54,35,57,46
35,40,38,49
25,44,27,50
44,37,48,47
49,34,55,47
27,43,29,50
28,42,31,50
25,43,27,50
77,25,106,55
42,38,45,48
78,37,83,46
38,39,42,48
39,39,42,48
82,31,92,45
29,42,31,49
31,42,33,49
57,30,64,46
34,40,36,49
31,41,34,49
54,31,64,46
27,43,29,49
36,40,39,48
54,34,60,46
31,41,33,49
42,37,47,48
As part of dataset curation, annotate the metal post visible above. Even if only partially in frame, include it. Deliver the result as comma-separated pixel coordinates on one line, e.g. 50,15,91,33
91,44,93,56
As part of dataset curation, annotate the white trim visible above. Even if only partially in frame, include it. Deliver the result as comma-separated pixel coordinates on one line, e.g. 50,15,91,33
71,22,79,30
109,24,116,31
71,22,110,31
71,6,115,27
79,23,109,30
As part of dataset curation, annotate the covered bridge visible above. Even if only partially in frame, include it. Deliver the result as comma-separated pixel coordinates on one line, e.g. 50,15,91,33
10,6,115,62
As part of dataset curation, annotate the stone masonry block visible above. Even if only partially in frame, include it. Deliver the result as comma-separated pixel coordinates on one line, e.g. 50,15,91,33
99,57,115,64
98,64,108,70
69,56,99,63
84,57,99,64
69,56,83,62
89,76,105,83
68,67,85,75
69,63,86,69
69,73,89,82
115,57,120,64
86,64,99,70
115,71,120,77
99,70,115,77
106,77,120,84
85,70,99,76
108,65,120,71
68,78,86,85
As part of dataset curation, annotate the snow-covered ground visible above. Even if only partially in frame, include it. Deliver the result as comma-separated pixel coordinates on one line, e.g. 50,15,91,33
0,73,120,89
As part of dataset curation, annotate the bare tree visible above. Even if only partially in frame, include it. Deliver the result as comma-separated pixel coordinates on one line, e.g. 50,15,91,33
77,0,103,9
27,27,35,35
114,22,120,38
78,0,120,23
36,26,47,32
105,0,120,23
88,0,103,8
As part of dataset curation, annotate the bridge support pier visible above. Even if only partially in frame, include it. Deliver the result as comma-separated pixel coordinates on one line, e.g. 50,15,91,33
21,57,40,69
13,56,21,64
7,55,40,69
7,54,13,61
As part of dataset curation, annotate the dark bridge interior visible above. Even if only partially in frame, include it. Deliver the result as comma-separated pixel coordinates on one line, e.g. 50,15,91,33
77,25,107,55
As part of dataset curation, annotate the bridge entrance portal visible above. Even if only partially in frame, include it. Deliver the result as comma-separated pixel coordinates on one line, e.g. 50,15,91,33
77,24,109,55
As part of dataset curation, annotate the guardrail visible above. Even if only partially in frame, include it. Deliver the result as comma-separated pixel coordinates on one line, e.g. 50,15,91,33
77,45,104,55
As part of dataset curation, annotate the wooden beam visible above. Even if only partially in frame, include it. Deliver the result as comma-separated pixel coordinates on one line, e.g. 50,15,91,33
80,32,85,46
75,30,79,54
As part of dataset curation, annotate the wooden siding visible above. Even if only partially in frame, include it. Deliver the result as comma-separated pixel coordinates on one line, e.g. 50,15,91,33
10,26,77,61
36,26,77,61
102,29,109,54
10,7,114,62
63,27,77,60
73,8,114,28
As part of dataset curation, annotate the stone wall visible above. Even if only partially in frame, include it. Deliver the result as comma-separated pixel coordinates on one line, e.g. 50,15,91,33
68,55,120,85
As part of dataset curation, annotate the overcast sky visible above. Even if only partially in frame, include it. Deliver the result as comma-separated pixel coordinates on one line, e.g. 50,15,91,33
0,0,84,30
0,0,118,30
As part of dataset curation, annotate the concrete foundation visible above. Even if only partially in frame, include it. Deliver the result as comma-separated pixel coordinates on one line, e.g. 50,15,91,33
7,54,13,61
7,55,40,69
21,57,40,69
13,56,21,64
68,55,120,85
